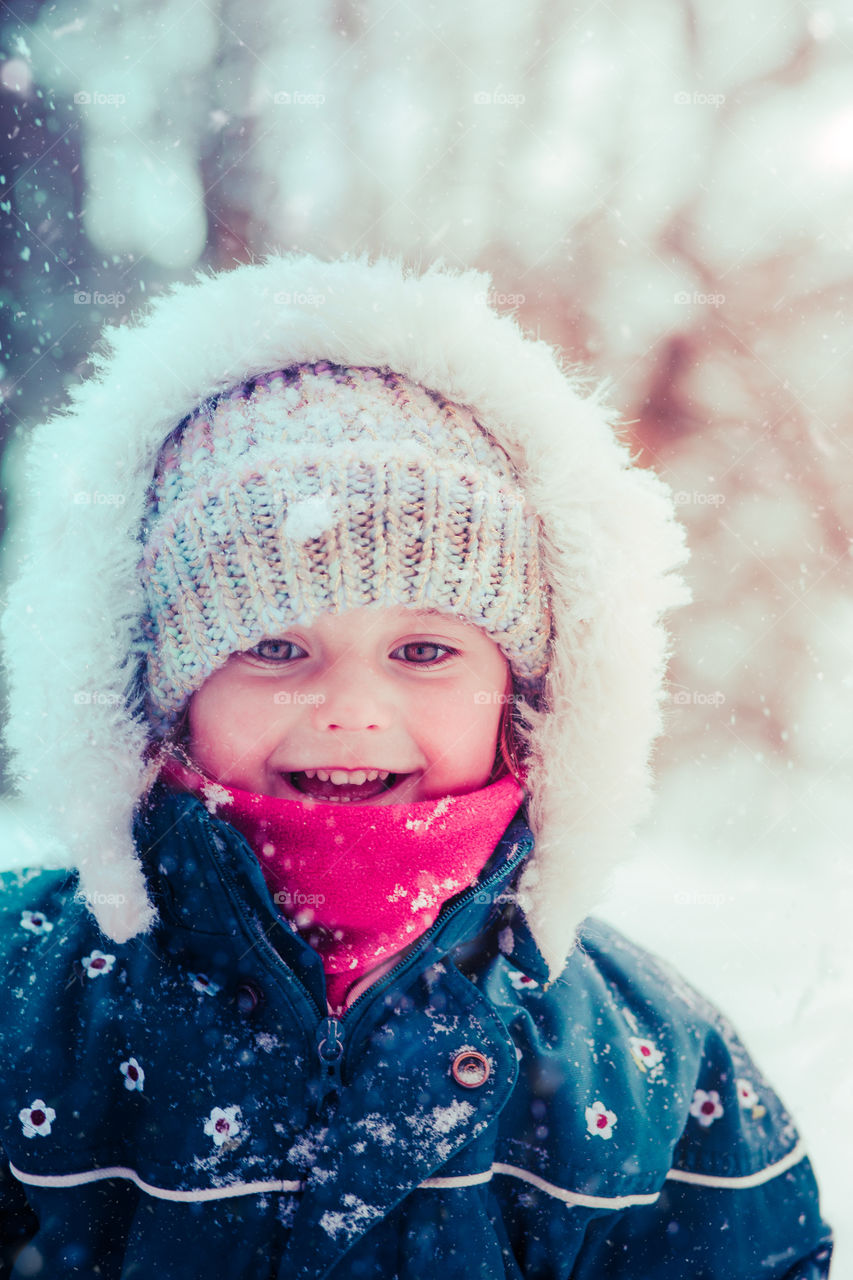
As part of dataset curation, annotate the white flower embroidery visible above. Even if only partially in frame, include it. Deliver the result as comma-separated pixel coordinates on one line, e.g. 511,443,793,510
204,1105,241,1147
507,971,539,991
629,1036,663,1071
690,1088,724,1127
81,950,116,978
735,1078,758,1108
20,910,53,935
735,1077,765,1118
585,1100,617,1139
19,1100,56,1138
120,1058,145,1092
188,972,221,996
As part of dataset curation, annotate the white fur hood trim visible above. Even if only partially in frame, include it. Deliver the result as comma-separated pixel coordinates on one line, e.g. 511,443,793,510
0,253,690,977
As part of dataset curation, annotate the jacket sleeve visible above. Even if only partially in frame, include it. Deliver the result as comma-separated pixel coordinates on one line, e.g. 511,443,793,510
780,1249,835,1280
571,998,834,1280
572,1156,833,1279
0,1154,39,1277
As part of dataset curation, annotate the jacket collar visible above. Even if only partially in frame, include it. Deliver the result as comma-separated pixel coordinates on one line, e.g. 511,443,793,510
134,782,546,999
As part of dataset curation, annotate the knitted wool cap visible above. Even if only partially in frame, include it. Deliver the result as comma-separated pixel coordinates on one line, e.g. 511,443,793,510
140,361,552,730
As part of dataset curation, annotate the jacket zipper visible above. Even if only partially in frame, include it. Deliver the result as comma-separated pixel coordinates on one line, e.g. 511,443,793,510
199,807,531,1098
200,825,348,1112
315,1015,345,1109
315,838,532,1090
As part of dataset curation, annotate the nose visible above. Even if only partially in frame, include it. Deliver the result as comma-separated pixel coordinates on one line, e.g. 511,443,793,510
310,658,393,733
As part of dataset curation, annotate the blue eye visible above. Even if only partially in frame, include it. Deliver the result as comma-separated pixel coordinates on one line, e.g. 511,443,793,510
248,639,304,662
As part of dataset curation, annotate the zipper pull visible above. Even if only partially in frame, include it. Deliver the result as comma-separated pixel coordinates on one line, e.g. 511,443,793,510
316,1016,345,1104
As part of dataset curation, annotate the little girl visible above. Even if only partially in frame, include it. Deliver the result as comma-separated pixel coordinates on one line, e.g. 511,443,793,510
0,254,832,1278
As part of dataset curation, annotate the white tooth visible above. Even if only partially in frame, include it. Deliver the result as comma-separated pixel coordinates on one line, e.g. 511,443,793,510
301,767,385,785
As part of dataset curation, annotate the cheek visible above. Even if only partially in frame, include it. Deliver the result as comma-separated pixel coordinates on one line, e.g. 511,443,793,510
186,691,225,769
188,681,230,736
474,700,505,753
188,682,265,762
422,688,504,759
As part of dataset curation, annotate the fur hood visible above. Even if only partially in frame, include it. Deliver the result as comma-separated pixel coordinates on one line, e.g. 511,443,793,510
0,252,690,978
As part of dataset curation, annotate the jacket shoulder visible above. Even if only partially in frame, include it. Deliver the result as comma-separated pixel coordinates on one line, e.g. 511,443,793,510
489,913,806,1191
567,917,805,1179
0,865,91,1002
483,916,831,1279
574,915,725,1032
0,865,78,939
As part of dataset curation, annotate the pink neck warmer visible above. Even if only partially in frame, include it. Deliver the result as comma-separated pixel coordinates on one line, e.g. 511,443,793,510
158,755,525,1012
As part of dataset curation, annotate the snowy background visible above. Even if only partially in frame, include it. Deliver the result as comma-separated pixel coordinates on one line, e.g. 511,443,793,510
0,0,851,1270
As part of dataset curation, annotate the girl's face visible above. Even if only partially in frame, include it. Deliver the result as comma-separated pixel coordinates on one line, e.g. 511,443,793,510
186,605,511,804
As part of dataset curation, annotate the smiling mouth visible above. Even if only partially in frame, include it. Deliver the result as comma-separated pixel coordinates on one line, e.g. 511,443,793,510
288,770,408,803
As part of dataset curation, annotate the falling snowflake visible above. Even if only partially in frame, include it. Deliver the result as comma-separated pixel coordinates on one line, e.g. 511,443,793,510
120,1058,145,1092
585,1100,617,1139
81,950,116,978
19,1099,56,1138
690,1088,724,1127
188,972,220,995
204,1105,241,1147
20,910,53,935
